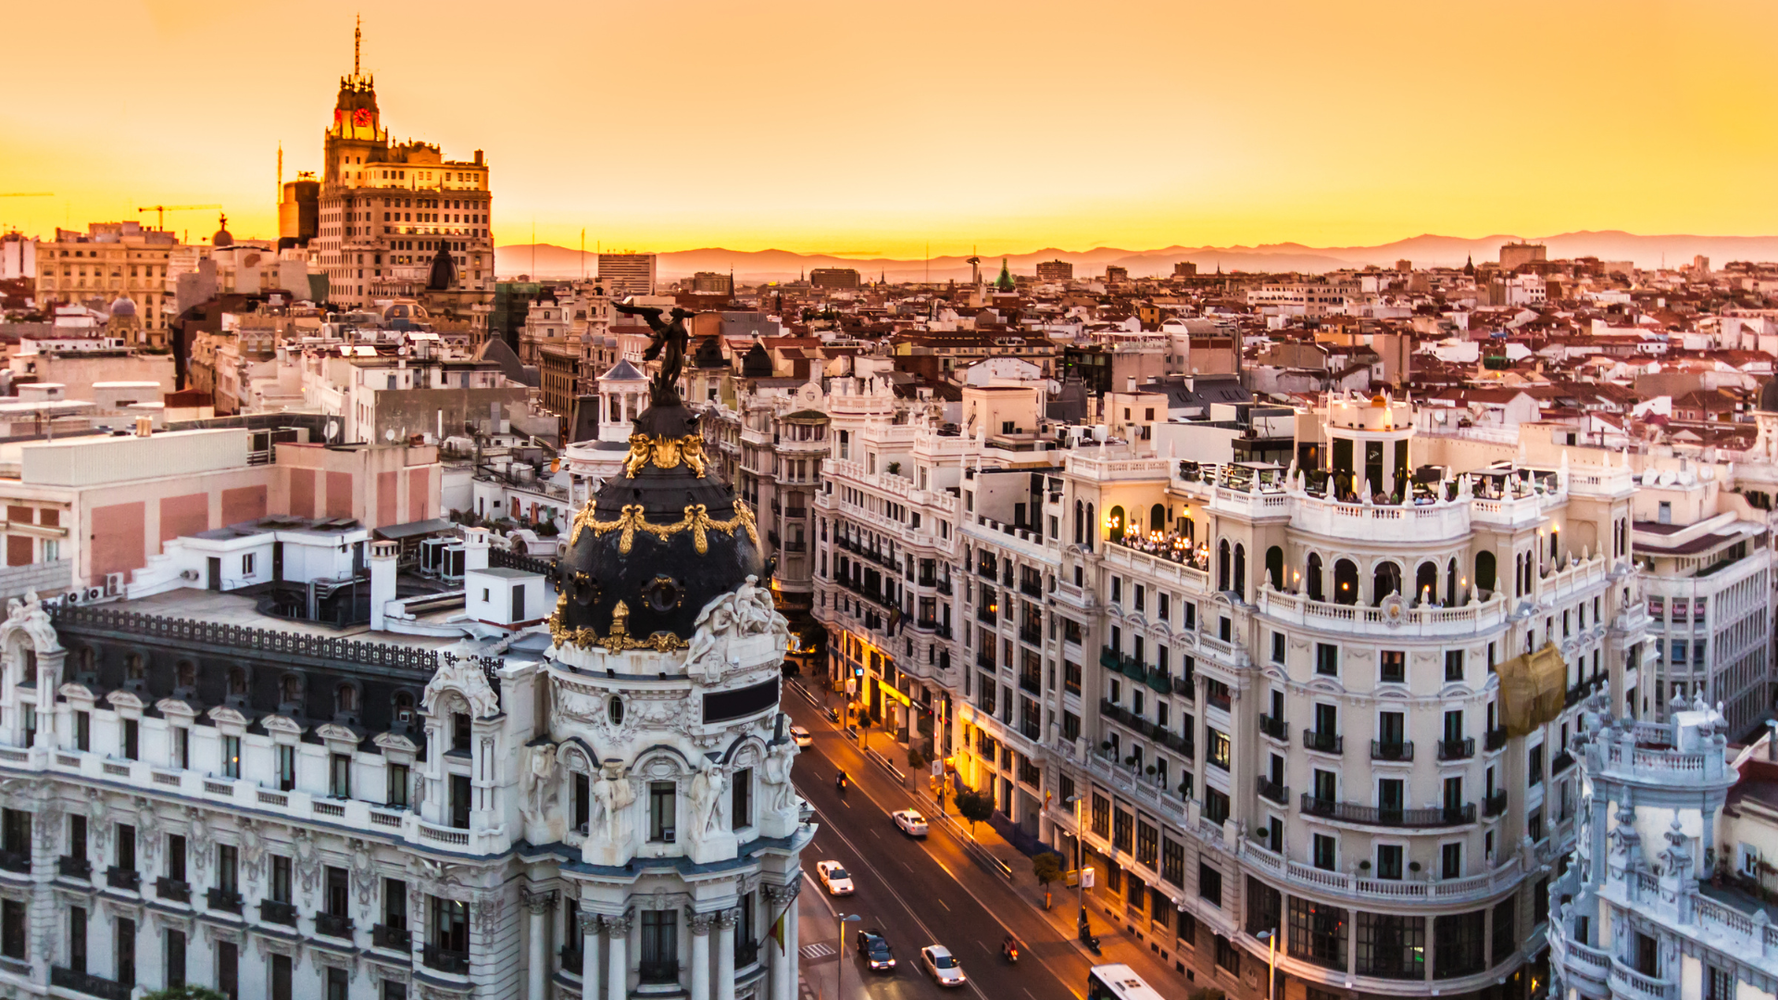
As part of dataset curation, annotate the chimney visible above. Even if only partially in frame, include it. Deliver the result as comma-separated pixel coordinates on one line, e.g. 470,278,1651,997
463,527,490,572
1126,375,1136,393
368,540,399,631
135,416,152,437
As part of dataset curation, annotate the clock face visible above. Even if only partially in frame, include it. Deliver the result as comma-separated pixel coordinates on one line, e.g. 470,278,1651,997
353,108,372,128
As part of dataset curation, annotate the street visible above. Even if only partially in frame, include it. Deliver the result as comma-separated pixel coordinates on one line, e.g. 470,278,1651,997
786,684,1100,1000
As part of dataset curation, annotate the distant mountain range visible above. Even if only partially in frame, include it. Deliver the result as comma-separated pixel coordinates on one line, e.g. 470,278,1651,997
494,231,1778,284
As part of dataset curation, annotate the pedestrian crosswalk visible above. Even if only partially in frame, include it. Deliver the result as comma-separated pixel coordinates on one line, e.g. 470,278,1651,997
799,942,835,960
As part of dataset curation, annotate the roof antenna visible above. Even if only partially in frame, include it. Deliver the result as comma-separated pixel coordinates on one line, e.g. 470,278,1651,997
354,14,362,78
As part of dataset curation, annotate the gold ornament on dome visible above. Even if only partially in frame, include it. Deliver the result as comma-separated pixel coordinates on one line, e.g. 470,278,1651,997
569,499,759,554
548,597,689,653
623,433,709,479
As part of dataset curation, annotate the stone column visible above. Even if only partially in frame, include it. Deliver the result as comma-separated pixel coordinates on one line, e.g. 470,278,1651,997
764,886,792,1000
606,913,631,1000
579,910,605,1000
522,888,556,1000
688,910,713,1000
778,883,801,1000
714,908,737,1000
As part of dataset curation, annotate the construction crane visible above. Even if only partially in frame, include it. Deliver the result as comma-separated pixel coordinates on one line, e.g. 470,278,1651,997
136,204,221,231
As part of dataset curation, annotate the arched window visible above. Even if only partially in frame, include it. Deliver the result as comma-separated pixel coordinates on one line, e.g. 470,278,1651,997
1446,558,1459,605
281,673,303,706
125,653,146,682
1265,546,1284,591
1373,562,1402,606
1149,504,1166,533
1108,506,1126,542
1307,553,1324,601
1233,544,1247,596
1085,504,1095,551
1218,540,1231,591
226,666,247,699
1415,562,1438,605
1334,559,1359,606
1074,501,1083,545
1475,551,1497,594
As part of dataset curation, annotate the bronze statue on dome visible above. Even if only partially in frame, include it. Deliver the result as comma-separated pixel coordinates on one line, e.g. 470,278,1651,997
616,300,694,404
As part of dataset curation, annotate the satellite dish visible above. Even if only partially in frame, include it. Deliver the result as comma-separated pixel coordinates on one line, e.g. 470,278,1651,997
324,419,341,442
385,429,397,443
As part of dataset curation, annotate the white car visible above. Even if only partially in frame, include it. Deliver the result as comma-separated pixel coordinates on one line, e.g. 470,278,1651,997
920,945,967,987
790,726,813,748
891,809,928,837
816,860,855,896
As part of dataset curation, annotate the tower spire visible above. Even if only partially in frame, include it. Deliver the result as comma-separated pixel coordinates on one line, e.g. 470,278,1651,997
354,14,362,78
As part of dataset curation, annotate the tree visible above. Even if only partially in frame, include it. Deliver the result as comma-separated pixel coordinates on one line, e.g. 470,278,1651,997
1032,851,1064,909
142,989,229,1000
954,789,995,839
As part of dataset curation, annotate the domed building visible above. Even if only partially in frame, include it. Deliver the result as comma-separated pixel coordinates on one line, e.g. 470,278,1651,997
540,375,811,1000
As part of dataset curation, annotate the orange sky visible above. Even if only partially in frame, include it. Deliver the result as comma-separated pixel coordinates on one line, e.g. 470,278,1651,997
3,0,1776,258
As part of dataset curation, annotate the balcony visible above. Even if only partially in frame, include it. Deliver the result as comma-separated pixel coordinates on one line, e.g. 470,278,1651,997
935,579,953,596
373,924,412,951
1370,740,1414,762
1484,790,1508,817
57,855,90,880
105,866,140,892
1207,690,1231,713
1302,730,1343,755
260,899,298,926
1551,750,1576,776
156,877,190,903
205,887,243,913
1173,676,1195,701
639,961,680,984
1438,738,1476,761
1485,727,1508,752
1257,714,1287,741
1019,673,1041,695
559,945,583,972
736,938,761,968
1019,625,1043,646
0,850,28,874
1257,777,1289,805
1299,793,1476,827
50,968,131,1000
975,650,995,670
1609,958,1676,1000
316,912,355,939
975,606,997,626
423,944,470,974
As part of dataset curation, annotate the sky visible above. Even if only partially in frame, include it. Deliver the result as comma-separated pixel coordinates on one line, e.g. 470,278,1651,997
3,0,1776,258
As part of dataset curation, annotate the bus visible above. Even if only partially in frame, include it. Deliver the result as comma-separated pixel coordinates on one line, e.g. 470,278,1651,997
1087,964,1168,1000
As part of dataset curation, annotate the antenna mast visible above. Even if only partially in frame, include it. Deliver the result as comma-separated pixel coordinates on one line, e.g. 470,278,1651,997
354,15,362,78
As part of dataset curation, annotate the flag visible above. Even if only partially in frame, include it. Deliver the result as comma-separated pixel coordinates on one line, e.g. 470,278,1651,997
771,910,786,952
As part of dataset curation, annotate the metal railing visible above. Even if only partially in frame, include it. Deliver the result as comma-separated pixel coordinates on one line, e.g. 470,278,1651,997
1258,714,1287,740
1370,740,1414,762
1257,777,1289,804
423,944,469,974
1302,730,1343,754
1438,738,1476,761
260,900,297,926
1300,794,1476,827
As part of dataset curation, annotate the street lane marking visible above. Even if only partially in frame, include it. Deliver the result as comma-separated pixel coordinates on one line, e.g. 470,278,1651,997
938,898,950,911
801,943,835,959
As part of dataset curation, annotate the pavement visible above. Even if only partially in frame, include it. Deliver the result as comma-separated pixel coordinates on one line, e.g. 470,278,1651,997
786,679,1216,1000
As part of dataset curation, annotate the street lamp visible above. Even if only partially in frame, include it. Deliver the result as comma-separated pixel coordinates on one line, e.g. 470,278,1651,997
835,913,861,1000
1064,794,1088,933
1256,929,1277,1000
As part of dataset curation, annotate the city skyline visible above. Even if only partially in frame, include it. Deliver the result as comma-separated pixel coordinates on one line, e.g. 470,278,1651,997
5,0,1778,256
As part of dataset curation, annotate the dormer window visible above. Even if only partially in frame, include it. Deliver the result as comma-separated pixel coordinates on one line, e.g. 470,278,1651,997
451,713,471,753
336,684,359,716
226,667,247,700
393,692,415,726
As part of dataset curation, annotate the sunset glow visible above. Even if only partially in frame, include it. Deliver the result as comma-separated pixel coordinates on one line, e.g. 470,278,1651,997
4,0,1776,256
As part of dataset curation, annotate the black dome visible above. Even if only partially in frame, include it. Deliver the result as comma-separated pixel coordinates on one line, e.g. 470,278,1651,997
693,335,725,369
428,243,456,290
741,341,772,378
551,400,763,651
1761,377,1778,414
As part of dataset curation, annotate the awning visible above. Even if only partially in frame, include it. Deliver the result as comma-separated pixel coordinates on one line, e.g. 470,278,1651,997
876,681,912,708
1497,642,1566,736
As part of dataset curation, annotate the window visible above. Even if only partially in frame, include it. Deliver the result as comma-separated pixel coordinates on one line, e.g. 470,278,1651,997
0,899,22,959
165,928,186,988
221,735,241,779
732,767,753,829
173,727,189,769
649,781,676,842
1433,911,1486,979
1198,862,1222,906
217,939,239,999
167,834,186,882
1204,788,1229,824
641,910,678,981
69,905,87,974
1113,809,1133,853
1288,897,1348,969
1707,967,1736,1000
242,553,256,576
271,856,292,903
116,823,136,873
450,775,471,829
327,866,350,918
1272,632,1286,664
388,763,410,808
330,754,352,798
1379,650,1404,683
75,710,90,751
1313,834,1336,871
217,844,238,895
1443,842,1462,879
1246,877,1281,936
1091,794,1110,838
1528,744,1544,786
1215,934,1240,975
1357,911,1424,979
431,896,468,955
1376,844,1403,880
384,878,409,931
451,713,471,752
122,719,138,760
1207,727,1230,770
1162,836,1184,886
1316,643,1339,676
1136,819,1158,868
1492,898,1516,964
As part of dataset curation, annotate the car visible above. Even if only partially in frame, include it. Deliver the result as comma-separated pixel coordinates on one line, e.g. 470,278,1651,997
891,809,928,837
790,725,813,748
816,860,855,896
855,930,896,972
920,945,966,987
